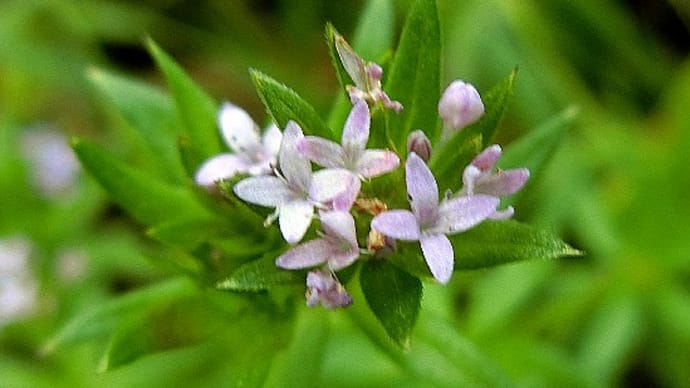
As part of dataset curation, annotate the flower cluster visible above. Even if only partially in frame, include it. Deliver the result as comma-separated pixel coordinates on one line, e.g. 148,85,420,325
197,40,529,308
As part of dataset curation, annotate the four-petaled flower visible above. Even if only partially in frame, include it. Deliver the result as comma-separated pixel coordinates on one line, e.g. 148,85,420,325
234,122,355,244
195,102,282,186
372,153,499,284
298,101,399,210
459,144,530,219
305,269,353,309
276,211,359,270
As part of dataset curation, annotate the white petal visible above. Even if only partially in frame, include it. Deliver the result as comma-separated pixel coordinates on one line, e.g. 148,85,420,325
261,123,283,157
330,177,360,211
328,249,360,271
279,199,314,244
438,194,499,234
218,103,261,153
406,153,439,220
342,100,370,151
371,210,420,241
474,168,530,197
357,149,400,178
320,211,358,248
233,176,293,207
195,154,248,186
309,169,356,203
275,239,333,269
420,234,454,284
297,137,345,169
279,122,312,191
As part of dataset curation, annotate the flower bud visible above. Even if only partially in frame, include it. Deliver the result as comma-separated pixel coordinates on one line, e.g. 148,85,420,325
305,270,352,309
438,80,484,132
406,130,432,162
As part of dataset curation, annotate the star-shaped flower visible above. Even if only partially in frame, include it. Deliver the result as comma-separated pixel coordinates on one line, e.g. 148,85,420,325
371,153,499,284
195,102,282,186
297,100,400,209
276,211,359,270
459,144,530,219
233,122,355,244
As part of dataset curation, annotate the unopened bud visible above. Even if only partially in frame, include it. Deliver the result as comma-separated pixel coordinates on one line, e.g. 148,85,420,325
438,80,484,132
407,130,432,162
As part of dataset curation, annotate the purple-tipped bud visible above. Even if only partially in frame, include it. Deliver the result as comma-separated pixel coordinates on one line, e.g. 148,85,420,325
407,130,432,162
438,80,484,131
305,270,353,309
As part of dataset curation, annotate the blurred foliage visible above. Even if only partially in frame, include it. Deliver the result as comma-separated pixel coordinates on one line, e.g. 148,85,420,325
1,0,690,386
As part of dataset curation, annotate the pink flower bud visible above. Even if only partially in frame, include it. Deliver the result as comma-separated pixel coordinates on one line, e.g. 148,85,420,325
438,80,484,131
406,130,432,162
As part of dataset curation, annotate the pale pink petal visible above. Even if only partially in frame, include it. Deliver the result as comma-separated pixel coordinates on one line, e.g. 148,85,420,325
461,164,482,195
262,123,283,157
275,239,333,269
420,234,454,284
245,160,274,176
297,137,345,169
320,211,358,248
330,177,360,211
406,153,439,220
489,206,514,220
356,149,400,178
233,176,293,207
474,168,530,197
371,210,420,241
218,103,261,153
471,144,502,172
342,100,370,151
279,199,314,244
194,153,248,186
335,34,368,90
328,249,360,271
438,195,499,234
306,269,352,309
309,169,356,204
279,122,311,191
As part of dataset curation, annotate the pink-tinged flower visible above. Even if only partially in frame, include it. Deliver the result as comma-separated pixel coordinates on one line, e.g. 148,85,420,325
407,130,432,162
195,103,282,186
305,269,352,309
459,144,530,219
438,80,484,133
335,34,402,113
234,122,355,244
297,101,399,209
21,127,80,197
371,153,499,284
276,211,359,270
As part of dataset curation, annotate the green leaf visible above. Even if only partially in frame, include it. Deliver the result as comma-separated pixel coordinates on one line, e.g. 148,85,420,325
146,38,221,163
216,252,302,292
250,69,332,138
41,278,197,355
450,220,582,270
351,0,395,61
73,138,209,226
385,0,441,150
431,68,518,189
87,67,186,183
97,317,153,373
360,260,422,349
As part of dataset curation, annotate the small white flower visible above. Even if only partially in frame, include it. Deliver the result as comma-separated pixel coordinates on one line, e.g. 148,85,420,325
21,127,80,197
195,103,282,186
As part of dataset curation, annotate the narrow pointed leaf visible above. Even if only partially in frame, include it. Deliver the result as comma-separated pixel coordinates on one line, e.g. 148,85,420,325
147,38,221,162
385,0,441,149
360,260,422,349
87,67,185,183
250,69,332,138
352,0,395,61
73,138,208,226
216,252,303,292
450,220,582,270
431,69,518,189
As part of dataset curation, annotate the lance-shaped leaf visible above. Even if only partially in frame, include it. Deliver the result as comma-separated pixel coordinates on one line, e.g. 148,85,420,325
431,68,518,189
41,278,197,355
73,138,209,226
147,38,221,163
384,0,441,150
360,260,422,349
216,252,303,292
87,68,185,183
250,69,332,138
450,220,582,270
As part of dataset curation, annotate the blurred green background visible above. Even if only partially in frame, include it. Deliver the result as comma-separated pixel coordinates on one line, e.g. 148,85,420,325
2,0,690,386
